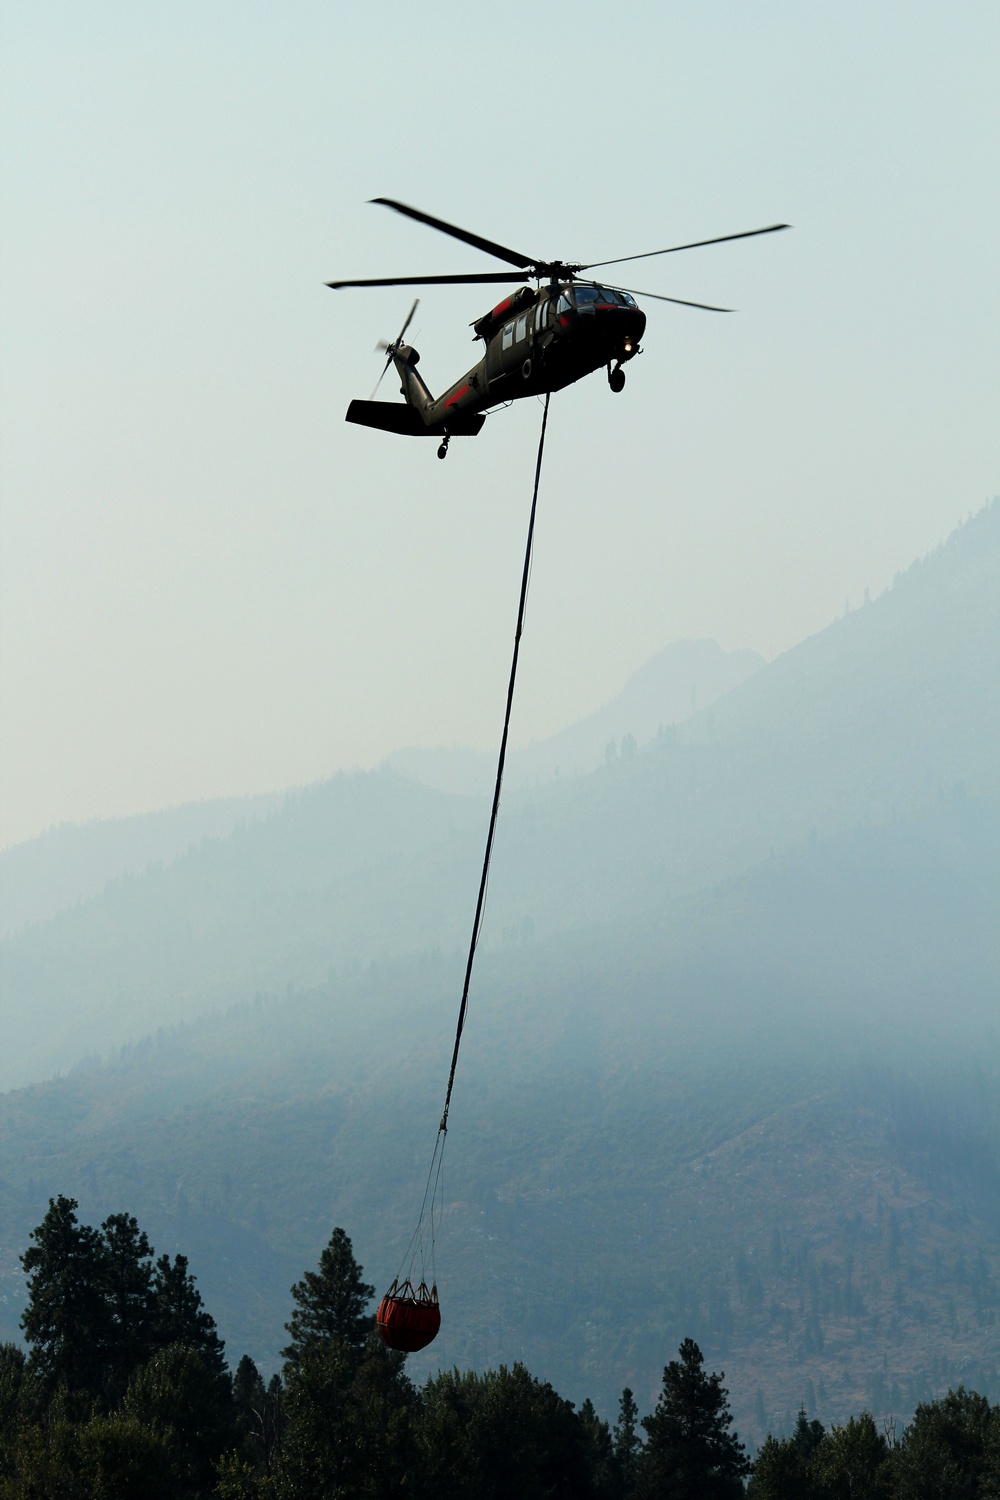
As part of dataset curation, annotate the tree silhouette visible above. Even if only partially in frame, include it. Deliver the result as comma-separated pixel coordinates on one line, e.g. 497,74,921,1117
417,1362,601,1500
149,1251,226,1376
100,1213,156,1396
20,1196,225,1406
884,1386,995,1496
636,1338,749,1500
281,1226,374,1368
613,1386,643,1495
811,1411,887,1497
20,1196,113,1396
277,1227,414,1498
232,1354,283,1478
124,1341,233,1493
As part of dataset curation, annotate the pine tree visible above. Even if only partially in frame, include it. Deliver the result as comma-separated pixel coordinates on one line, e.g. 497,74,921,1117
100,1212,156,1397
793,1405,825,1459
747,1411,826,1500
20,1196,111,1395
636,1338,750,1500
233,1354,283,1477
578,1396,616,1494
281,1226,375,1367
277,1227,414,1498
613,1386,643,1495
149,1251,227,1375
20,1196,225,1403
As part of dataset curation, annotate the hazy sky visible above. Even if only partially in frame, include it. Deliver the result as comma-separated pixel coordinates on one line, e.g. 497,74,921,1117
2,1,997,848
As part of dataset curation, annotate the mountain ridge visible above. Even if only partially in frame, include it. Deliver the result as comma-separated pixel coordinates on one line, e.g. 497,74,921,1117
0,640,763,935
384,637,764,795
1,502,996,1090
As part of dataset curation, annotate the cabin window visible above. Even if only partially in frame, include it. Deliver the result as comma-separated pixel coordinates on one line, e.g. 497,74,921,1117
502,321,514,350
516,314,528,342
534,301,548,331
574,286,600,305
556,294,571,315
618,290,637,307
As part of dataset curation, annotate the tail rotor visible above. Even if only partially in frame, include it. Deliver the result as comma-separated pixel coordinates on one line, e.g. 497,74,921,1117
370,298,419,399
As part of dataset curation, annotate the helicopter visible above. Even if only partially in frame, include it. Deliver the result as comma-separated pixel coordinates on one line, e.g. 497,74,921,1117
328,199,789,459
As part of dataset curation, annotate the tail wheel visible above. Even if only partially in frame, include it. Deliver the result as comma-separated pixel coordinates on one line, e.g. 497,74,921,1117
608,365,626,393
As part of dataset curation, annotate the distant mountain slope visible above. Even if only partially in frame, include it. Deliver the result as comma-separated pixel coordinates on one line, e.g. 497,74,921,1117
1,503,996,1091
0,797,997,1435
480,500,999,938
0,792,282,937
385,638,764,795
0,773,488,1089
0,639,760,930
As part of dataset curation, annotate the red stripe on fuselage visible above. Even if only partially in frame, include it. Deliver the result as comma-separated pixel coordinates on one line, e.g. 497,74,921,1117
445,384,470,408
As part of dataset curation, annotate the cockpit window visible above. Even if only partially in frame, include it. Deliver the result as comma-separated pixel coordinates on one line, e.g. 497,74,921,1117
574,285,625,305
556,285,637,313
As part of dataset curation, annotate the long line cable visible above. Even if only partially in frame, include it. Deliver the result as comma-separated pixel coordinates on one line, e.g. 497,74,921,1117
439,389,551,1138
399,392,552,1286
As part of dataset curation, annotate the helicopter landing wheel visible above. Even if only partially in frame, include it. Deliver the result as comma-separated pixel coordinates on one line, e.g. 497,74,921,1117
608,364,626,394
437,436,450,460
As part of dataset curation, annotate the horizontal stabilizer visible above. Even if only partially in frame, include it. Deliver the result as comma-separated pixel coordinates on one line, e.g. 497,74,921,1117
346,400,485,438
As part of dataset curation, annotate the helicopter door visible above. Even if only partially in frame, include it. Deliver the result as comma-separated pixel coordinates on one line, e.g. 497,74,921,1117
534,297,553,348
498,311,530,375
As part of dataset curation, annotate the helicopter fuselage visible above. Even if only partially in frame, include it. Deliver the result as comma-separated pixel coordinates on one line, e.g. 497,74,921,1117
346,282,646,445
459,281,645,410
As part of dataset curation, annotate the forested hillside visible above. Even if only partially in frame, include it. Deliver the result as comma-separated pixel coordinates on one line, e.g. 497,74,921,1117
0,792,282,937
1,795,997,1434
0,504,997,1442
7,1198,998,1497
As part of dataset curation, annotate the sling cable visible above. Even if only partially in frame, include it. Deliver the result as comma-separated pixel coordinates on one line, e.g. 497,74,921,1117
377,394,552,1353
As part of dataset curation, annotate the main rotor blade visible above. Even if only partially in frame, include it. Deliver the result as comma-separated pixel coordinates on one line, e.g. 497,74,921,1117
580,223,790,272
326,272,526,290
370,197,537,271
608,283,734,312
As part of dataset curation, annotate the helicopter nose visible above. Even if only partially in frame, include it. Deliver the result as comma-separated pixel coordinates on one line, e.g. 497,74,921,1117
620,306,646,354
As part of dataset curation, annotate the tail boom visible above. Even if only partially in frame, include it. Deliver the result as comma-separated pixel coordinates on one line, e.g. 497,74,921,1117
346,343,487,438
